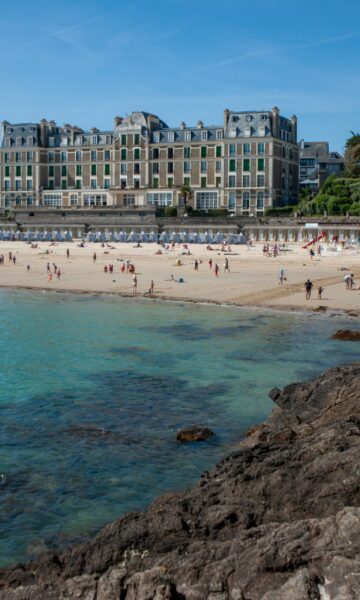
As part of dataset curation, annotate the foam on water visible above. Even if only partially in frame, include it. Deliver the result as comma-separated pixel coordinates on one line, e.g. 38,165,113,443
0,290,359,566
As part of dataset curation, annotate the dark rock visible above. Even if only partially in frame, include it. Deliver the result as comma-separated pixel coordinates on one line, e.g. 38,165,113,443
176,426,214,443
1,364,360,599
331,329,360,341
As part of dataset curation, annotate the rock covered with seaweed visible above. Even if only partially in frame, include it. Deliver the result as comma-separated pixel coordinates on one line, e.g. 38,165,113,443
1,364,360,599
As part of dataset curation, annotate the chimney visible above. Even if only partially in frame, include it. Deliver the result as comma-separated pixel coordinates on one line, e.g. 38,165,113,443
224,108,230,130
180,121,186,129
114,116,123,127
290,114,298,144
196,120,204,129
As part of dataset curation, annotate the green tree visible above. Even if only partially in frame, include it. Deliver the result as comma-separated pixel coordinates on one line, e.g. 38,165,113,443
345,132,360,178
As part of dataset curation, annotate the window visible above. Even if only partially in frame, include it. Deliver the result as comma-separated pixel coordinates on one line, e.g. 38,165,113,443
134,148,140,160
201,130,208,141
47,165,54,178
104,179,111,189
258,143,265,155
48,180,54,190
216,145,222,157
152,163,159,174
243,191,250,209
243,159,250,172
201,146,207,158
76,180,81,189
134,133,140,145
92,136,97,145
134,179,140,189
167,162,173,174
184,161,191,173
5,138,11,147
104,149,110,161
153,178,159,188
27,197,33,206
167,177,173,188
61,151,67,162
147,192,173,206
76,164,82,177
168,147,174,159
91,179,97,189
183,177,190,186
153,148,159,159
201,161,207,173
257,192,264,209
184,147,191,159
16,166,21,177
4,181,10,191
134,163,140,175
43,194,62,207
216,176,221,188
120,163,127,175
26,180,33,191
258,127,266,137
16,137,22,146
91,150,97,161
228,191,236,211
257,174,265,187
104,163,110,175
15,152,21,162
184,131,191,141
4,153,9,162
229,143,236,157
91,164,97,176
153,132,160,143
216,160,222,173
76,150,82,162
61,180,67,190
196,191,218,210
229,159,236,172
123,194,136,206
27,165,32,177
48,152,55,163
216,130,223,140
27,152,33,161
243,143,250,155
84,194,107,207
167,132,174,142
244,128,251,137
121,148,127,160
62,165,67,177
243,175,250,187
15,180,22,190
70,194,78,206
121,134,127,145
258,158,265,171
121,179,126,189
5,166,10,177
228,175,236,188
27,137,34,146
201,176,207,188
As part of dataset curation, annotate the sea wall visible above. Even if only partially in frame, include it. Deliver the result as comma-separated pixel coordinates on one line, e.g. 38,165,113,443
1,364,360,599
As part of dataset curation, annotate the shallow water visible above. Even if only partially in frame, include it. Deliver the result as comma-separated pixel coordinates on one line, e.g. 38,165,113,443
0,290,359,566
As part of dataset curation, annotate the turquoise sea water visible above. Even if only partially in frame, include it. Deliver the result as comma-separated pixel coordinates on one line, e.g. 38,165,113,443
0,290,360,567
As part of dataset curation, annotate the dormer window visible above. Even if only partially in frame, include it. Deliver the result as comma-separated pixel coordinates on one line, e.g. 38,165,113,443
258,127,266,137
167,132,174,142
244,127,252,137
216,130,223,139
232,116,239,123
201,130,208,141
7,128,13,134
92,136,98,145
16,137,23,146
60,137,68,146
246,115,252,122
184,131,191,141
153,132,160,143
260,114,267,121
5,138,11,147
27,137,34,146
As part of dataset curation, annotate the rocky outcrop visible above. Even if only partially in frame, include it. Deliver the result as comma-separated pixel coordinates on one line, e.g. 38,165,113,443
331,329,360,341
1,364,360,599
176,426,214,443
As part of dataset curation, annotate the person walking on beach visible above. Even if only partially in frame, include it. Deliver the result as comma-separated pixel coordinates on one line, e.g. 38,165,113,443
224,257,230,273
104,265,108,274
132,274,138,294
344,273,354,289
149,280,155,294
57,269,61,280
214,263,220,277
8,252,12,263
93,252,97,263
66,248,70,259
318,286,324,300
46,262,50,273
278,268,285,286
12,256,16,265
304,279,313,300
194,259,199,271
208,258,213,270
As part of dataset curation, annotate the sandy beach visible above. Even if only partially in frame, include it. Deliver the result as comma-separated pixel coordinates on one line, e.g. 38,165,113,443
0,240,359,314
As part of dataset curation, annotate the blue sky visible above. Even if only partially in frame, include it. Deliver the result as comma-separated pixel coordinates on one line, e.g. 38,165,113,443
0,0,359,151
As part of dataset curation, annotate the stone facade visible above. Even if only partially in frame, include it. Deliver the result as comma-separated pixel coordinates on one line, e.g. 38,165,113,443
0,108,299,215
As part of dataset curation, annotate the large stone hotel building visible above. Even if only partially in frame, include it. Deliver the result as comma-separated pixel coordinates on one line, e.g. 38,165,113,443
0,108,299,215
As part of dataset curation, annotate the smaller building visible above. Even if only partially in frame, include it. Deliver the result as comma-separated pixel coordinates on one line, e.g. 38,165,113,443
299,140,344,191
